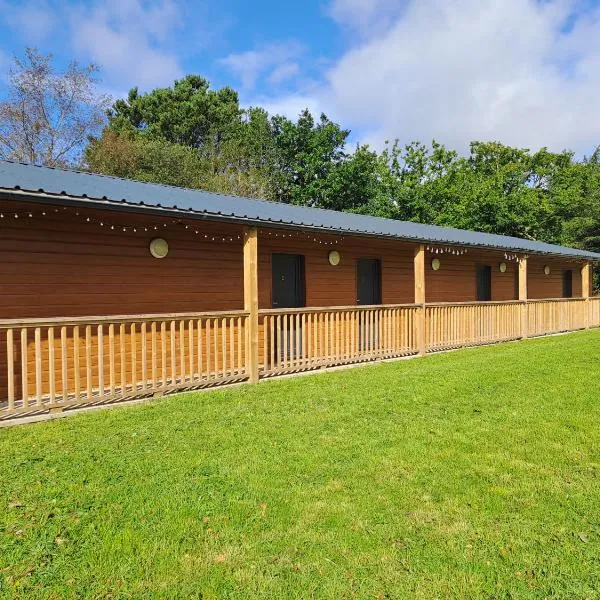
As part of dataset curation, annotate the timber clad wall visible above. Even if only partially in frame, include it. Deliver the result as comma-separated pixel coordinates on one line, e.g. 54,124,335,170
0,199,592,323
425,249,520,303
259,235,415,307
527,256,583,299
0,201,245,318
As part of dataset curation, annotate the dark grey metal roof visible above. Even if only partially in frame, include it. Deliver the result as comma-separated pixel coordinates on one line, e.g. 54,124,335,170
0,159,598,260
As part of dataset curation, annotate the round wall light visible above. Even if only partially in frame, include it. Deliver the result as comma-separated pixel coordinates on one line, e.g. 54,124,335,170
150,237,169,259
544,265,551,275
328,250,341,266
431,258,441,271
499,262,507,273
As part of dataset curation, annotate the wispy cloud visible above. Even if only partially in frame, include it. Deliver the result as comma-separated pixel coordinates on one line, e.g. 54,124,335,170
219,41,304,90
2,0,58,44
69,0,183,90
321,0,600,154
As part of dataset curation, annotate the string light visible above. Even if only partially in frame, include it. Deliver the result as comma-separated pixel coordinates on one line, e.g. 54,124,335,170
0,208,244,243
427,245,468,255
258,228,344,246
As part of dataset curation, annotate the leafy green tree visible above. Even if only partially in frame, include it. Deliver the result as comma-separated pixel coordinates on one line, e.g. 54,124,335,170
109,75,241,150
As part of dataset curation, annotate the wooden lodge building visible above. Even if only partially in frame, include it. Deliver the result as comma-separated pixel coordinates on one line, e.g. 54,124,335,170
1,160,599,420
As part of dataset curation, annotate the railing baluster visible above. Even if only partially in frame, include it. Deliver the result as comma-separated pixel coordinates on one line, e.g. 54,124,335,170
229,318,235,376
20,328,28,409
206,318,212,380
61,326,68,403
109,324,116,398
221,318,227,378
198,319,204,380
141,322,147,391
131,323,137,393
97,325,104,399
161,321,167,388
120,323,126,394
151,322,157,390
190,320,195,382
73,326,80,403
7,329,14,410
170,320,176,386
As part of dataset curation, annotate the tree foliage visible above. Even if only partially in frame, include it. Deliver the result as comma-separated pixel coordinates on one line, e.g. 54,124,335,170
0,48,109,166
81,73,600,291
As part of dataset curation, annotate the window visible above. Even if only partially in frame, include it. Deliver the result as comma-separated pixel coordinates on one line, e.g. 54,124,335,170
476,265,492,301
562,270,573,298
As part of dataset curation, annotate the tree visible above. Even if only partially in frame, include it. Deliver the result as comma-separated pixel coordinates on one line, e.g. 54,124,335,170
0,48,110,167
108,75,241,151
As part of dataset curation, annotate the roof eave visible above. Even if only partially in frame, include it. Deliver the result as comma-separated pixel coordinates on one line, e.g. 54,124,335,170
1,188,599,262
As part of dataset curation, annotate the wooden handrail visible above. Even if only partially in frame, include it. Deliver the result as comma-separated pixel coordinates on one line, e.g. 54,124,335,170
0,310,250,329
259,303,419,316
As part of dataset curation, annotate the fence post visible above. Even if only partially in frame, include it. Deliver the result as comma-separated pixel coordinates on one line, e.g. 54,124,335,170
243,227,259,382
581,261,591,329
414,244,426,355
518,256,528,338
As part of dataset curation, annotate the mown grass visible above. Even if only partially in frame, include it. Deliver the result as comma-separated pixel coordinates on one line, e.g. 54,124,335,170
1,331,600,599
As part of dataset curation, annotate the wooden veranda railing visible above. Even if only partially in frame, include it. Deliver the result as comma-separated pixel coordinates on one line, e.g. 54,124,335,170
259,304,419,376
0,311,249,419
2,298,599,420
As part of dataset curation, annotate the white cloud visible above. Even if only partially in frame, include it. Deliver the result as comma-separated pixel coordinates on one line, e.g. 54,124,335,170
320,0,600,154
268,62,300,85
327,0,406,37
247,92,326,120
69,0,183,90
2,0,57,43
219,42,304,90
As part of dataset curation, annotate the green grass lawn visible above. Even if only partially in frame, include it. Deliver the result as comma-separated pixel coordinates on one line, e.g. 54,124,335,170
1,331,600,599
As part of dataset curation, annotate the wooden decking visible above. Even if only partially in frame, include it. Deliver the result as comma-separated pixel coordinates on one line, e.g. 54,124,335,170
1,297,599,420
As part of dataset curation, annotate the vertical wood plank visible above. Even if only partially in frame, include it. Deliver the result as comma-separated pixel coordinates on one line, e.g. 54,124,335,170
243,227,259,382
7,329,14,410
120,323,126,394
97,325,104,399
20,328,28,408
141,322,147,391
85,325,92,400
74,326,80,403
47,327,55,403
109,324,115,398
131,323,137,393
61,326,68,402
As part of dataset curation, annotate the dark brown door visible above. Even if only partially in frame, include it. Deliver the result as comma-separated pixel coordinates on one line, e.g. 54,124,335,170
477,265,492,301
563,270,573,298
272,254,305,308
356,258,382,305
271,254,305,363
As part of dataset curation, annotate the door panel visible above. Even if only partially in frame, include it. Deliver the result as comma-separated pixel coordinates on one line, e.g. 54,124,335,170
272,254,305,309
562,270,573,298
356,258,382,306
476,265,492,301
271,254,305,362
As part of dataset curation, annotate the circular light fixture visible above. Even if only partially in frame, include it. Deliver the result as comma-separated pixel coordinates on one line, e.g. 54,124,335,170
499,262,507,273
328,250,341,266
544,265,551,275
149,237,169,259
431,258,441,271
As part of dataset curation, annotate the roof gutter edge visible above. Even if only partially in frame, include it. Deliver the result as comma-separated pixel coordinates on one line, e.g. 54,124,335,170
1,189,599,262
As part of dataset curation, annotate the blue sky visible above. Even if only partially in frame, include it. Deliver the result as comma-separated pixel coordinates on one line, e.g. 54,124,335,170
1,0,599,154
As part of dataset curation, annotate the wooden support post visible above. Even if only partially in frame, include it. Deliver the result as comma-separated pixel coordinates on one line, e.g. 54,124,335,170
582,261,591,328
518,256,528,338
244,227,259,382
414,244,426,355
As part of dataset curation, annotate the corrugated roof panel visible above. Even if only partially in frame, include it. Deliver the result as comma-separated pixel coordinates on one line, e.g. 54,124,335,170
0,160,599,259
